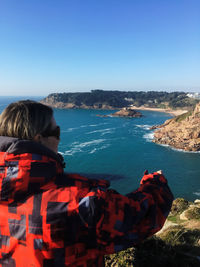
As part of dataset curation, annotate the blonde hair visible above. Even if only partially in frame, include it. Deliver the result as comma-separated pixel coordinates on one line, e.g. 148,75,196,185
0,100,53,140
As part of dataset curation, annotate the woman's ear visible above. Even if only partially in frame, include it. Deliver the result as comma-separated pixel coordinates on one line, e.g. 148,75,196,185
33,134,42,143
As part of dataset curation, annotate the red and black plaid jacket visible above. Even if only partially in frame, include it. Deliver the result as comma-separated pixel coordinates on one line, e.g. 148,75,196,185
0,136,173,266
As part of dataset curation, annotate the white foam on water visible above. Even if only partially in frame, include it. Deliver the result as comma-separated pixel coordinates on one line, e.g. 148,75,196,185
71,141,79,145
171,147,200,153
143,132,154,142
158,143,200,153
86,128,115,135
193,191,200,196
136,124,152,130
89,122,109,127
89,148,97,154
63,147,82,156
64,139,107,155
62,122,109,132
89,144,110,154
101,130,115,136
62,127,80,132
80,122,109,128
74,139,106,148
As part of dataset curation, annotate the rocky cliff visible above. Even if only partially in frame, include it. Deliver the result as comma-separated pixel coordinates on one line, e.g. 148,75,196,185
153,102,200,151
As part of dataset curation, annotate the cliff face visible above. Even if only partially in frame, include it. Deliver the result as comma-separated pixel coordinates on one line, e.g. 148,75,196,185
153,102,200,151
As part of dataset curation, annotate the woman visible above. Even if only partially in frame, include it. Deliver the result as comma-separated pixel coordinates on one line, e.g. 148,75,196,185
0,100,173,266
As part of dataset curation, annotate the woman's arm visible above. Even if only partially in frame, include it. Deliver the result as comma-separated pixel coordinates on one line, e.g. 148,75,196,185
78,171,174,254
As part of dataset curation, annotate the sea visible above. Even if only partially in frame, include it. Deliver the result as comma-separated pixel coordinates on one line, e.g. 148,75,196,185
1,96,200,201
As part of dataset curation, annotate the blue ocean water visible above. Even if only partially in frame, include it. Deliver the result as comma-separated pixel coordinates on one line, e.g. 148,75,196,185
1,97,200,201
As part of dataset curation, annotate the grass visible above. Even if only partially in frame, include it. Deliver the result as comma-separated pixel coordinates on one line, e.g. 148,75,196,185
105,235,200,267
174,110,193,122
167,215,182,223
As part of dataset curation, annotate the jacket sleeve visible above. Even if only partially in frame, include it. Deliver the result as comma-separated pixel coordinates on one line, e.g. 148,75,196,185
78,172,174,254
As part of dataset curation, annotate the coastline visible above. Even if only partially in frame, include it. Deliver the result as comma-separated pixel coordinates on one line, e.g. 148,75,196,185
41,100,188,117
130,106,188,117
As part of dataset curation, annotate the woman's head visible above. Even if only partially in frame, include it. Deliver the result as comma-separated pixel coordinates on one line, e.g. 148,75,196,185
0,100,60,153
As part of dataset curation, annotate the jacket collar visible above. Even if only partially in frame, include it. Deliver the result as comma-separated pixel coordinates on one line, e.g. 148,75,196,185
0,136,65,167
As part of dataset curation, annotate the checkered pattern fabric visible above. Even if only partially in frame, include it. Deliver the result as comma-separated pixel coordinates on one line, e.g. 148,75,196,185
0,137,174,266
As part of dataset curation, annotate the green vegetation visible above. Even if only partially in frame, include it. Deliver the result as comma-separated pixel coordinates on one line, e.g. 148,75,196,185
174,110,193,122
105,234,200,267
44,90,200,109
105,247,135,267
168,215,181,223
169,96,199,109
169,198,190,215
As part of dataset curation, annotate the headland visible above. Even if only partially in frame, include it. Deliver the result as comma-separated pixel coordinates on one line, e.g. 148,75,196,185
153,102,200,151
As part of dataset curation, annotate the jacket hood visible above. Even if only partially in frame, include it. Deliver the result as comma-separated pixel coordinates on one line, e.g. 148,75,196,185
0,136,65,203
0,136,64,166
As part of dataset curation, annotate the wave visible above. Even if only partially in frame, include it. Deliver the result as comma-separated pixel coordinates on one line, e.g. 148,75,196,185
62,123,109,132
193,191,200,196
63,139,108,155
143,132,154,142
86,128,115,135
62,127,80,132
158,143,200,153
87,123,109,127
73,139,106,148
89,144,110,154
136,124,153,130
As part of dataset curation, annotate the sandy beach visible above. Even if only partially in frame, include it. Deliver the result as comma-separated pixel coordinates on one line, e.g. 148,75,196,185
130,106,188,117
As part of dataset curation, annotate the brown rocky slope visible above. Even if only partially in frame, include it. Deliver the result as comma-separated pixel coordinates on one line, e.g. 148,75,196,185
153,102,200,151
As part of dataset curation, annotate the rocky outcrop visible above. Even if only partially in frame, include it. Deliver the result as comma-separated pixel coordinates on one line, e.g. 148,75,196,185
153,102,200,151
111,108,142,118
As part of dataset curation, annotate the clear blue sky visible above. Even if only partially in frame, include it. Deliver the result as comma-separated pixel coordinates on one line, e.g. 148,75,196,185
0,0,200,96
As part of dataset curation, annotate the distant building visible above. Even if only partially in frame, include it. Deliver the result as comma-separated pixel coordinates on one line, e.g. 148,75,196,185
186,93,200,99
124,97,134,102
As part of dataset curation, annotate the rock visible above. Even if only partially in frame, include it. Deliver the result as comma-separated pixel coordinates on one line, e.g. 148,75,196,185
186,206,200,220
149,125,160,130
180,210,188,220
180,206,200,220
170,198,190,216
156,220,178,235
194,199,200,205
153,102,200,151
111,108,142,118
